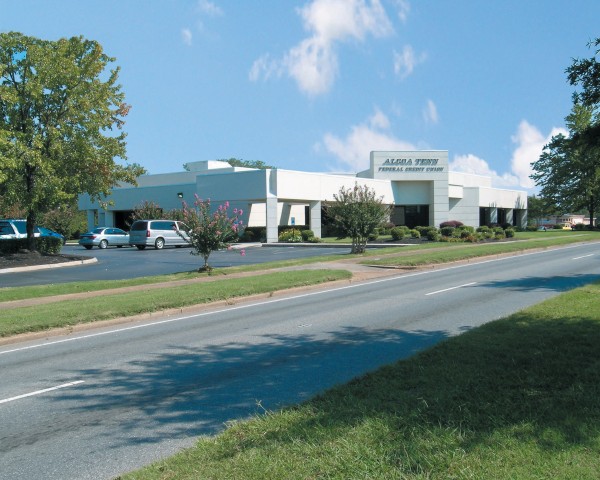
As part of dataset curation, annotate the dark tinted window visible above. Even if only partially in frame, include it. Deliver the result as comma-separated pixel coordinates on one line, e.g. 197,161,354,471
151,221,175,230
130,221,149,231
14,220,27,234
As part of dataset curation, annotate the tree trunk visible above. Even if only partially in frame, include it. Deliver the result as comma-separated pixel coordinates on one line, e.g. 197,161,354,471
26,210,37,251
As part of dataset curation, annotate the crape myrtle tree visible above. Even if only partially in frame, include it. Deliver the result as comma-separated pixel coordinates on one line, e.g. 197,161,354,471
0,32,145,250
178,195,245,272
327,183,391,254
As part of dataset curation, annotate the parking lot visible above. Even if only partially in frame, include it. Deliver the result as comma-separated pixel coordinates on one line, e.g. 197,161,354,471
0,243,351,288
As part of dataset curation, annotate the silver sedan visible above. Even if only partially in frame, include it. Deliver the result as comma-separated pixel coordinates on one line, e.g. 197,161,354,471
78,227,130,250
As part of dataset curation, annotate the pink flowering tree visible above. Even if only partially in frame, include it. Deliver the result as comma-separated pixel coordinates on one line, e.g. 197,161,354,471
178,195,245,272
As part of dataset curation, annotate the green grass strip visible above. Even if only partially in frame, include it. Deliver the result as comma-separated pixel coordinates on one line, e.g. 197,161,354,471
3,231,599,302
123,280,600,480
364,232,600,267
0,270,350,337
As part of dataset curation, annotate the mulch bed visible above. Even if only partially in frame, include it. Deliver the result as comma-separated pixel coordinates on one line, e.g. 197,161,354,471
0,250,91,269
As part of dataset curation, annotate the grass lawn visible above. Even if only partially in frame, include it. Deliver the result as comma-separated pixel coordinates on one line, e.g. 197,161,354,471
362,231,600,267
121,280,600,480
0,270,350,337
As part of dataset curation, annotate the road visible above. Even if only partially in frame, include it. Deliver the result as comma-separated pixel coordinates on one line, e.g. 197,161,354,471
0,244,350,287
1,242,599,479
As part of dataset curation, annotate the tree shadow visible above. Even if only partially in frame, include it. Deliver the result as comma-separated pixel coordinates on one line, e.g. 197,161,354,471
55,325,449,448
479,273,600,292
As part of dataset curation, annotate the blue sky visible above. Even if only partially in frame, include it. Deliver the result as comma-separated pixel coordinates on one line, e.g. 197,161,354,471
2,1,598,193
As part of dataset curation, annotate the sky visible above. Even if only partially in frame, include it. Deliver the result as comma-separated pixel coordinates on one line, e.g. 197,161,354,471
2,0,599,194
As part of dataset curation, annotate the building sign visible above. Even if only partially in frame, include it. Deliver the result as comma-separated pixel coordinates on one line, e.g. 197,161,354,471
378,157,445,173
369,151,449,180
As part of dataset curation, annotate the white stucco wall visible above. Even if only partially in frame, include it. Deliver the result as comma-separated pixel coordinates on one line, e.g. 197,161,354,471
77,155,528,236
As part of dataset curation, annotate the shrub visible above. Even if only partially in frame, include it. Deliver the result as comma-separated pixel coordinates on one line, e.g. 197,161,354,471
457,225,475,233
368,231,379,241
505,228,515,238
494,233,505,240
439,220,464,228
440,226,455,237
301,229,315,241
416,226,438,236
410,229,421,239
380,222,395,235
391,226,406,241
278,228,302,242
573,223,586,231
426,229,440,241
0,236,62,254
476,226,490,233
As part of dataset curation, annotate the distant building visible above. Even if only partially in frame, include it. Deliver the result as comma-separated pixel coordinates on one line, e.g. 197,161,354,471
539,214,595,227
79,151,528,242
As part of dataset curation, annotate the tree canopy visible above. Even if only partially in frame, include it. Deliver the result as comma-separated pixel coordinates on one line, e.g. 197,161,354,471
531,38,600,227
223,158,275,169
0,32,145,248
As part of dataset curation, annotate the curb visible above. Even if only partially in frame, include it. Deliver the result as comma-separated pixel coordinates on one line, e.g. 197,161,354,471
0,257,97,274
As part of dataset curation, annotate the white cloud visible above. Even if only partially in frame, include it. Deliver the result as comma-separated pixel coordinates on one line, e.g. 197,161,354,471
393,0,411,23
423,99,438,125
450,154,520,188
249,54,282,82
510,120,567,190
450,120,568,191
196,0,223,16
251,0,395,96
181,28,193,46
319,109,416,171
393,44,426,80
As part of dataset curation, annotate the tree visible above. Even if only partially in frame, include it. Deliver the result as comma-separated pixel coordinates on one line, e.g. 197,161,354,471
179,195,244,272
222,158,274,169
526,195,558,227
567,38,600,107
0,32,145,250
531,103,600,227
327,183,391,254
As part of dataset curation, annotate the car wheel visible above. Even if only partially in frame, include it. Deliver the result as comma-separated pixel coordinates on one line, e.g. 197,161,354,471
136,245,146,250
155,238,165,249
117,245,123,248
84,245,93,250
99,239,108,249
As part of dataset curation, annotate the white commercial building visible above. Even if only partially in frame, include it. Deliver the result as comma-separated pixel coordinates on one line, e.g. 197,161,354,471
79,151,528,242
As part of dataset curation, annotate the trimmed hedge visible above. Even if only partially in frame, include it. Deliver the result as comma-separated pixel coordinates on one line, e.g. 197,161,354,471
0,236,63,255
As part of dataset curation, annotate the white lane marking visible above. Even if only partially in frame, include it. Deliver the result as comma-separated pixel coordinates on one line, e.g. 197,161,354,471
0,380,85,405
426,282,477,296
1,242,598,356
573,254,594,260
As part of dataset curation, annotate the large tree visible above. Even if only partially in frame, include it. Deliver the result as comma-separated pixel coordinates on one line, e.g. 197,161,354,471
567,38,600,107
0,32,145,249
327,183,391,254
531,38,600,227
531,104,600,227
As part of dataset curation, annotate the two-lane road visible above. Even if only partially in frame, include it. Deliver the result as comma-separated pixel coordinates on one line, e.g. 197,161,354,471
1,242,599,479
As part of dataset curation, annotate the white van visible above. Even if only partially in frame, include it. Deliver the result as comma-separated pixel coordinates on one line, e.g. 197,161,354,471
128,220,189,250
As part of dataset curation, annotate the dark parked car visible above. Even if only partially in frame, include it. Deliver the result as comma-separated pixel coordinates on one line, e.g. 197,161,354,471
38,227,66,245
79,227,130,250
